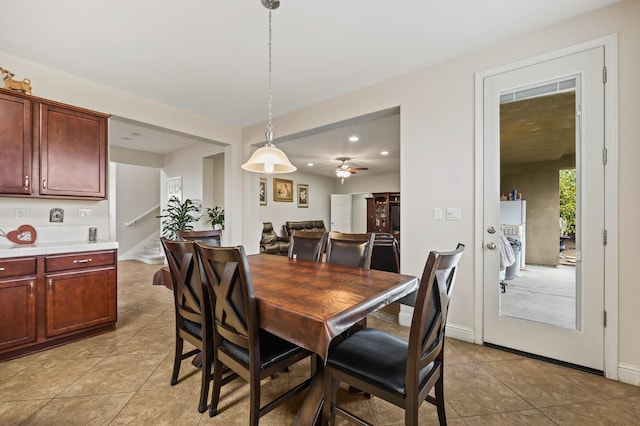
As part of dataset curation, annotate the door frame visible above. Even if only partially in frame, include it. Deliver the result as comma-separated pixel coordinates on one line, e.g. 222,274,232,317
473,34,619,379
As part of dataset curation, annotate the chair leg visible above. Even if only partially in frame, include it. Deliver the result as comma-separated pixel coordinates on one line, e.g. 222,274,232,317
171,336,184,386
435,374,447,426
209,358,223,417
322,370,339,426
249,372,261,426
198,348,211,413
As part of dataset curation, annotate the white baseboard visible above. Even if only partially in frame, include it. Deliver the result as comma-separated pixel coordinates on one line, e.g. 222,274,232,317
618,363,640,386
397,305,476,343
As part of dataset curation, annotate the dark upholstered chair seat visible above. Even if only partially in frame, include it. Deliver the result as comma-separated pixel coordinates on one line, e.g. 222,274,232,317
181,318,203,339
326,328,435,397
222,330,308,371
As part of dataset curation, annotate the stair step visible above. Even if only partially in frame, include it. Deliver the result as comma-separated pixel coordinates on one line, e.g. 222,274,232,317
133,251,165,265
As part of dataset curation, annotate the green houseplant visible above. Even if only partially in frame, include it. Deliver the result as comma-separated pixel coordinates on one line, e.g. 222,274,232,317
158,196,202,240
206,206,225,230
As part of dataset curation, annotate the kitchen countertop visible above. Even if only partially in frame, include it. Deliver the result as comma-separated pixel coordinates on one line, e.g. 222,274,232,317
0,240,119,259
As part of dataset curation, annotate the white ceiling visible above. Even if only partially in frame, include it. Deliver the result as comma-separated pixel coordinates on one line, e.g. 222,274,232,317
0,0,620,177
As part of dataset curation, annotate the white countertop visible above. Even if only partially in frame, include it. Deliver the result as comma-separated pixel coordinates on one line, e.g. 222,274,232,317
0,240,119,259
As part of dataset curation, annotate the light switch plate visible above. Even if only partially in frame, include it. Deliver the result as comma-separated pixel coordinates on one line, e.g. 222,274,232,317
79,208,92,218
446,208,461,221
15,208,26,220
433,208,443,221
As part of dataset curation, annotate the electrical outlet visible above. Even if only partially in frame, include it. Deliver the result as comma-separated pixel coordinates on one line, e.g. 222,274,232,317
15,208,26,220
79,208,92,218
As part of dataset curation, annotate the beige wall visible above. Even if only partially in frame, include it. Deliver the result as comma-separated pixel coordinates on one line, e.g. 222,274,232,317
242,1,640,381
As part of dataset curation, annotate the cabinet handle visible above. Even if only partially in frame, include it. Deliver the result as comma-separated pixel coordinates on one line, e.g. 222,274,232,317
29,281,35,297
24,175,30,190
73,258,93,264
48,278,53,293
42,178,47,191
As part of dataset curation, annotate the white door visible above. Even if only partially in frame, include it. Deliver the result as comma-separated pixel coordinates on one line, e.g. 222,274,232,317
483,47,605,370
330,194,352,232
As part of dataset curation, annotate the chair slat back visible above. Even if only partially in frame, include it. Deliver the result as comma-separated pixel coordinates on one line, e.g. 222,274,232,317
408,244,464,375
196,244,257,350
370,233,400,273
326,232,375,269
179,229,222,247
288,230,327,261
161,238,207,324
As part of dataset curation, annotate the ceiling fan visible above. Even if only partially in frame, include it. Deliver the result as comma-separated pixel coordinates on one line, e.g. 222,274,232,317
335,157,368,183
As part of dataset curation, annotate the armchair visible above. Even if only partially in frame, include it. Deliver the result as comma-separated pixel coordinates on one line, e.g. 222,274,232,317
260,222,290,255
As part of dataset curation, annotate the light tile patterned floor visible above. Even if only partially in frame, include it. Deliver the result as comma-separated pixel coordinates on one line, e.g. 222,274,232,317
1,260,638,425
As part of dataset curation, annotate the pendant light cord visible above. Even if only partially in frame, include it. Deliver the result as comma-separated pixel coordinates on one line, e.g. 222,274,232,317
266,8,274,144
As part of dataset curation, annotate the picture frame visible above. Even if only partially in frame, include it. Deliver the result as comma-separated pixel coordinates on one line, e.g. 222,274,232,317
273,178,294,202
297,184,309,208
259,178,267,206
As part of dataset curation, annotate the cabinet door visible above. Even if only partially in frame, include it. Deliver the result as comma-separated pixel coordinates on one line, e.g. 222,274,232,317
0,278,37,351
45,268,116,337
0,92,32,194
39,103,107,198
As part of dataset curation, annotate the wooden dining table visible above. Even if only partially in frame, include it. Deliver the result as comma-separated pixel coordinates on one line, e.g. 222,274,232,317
247,253,418,425
152,253,418,424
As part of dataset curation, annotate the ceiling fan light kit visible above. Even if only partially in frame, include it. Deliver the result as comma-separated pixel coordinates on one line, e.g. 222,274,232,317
241,0,297,174
335,157,368,183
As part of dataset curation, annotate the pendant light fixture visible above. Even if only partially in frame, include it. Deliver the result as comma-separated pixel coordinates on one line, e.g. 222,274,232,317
241,0,297,174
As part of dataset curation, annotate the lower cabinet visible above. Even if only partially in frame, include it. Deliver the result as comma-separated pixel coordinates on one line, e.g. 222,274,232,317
0,249,117,361
0,277,37,351
46,268,116,337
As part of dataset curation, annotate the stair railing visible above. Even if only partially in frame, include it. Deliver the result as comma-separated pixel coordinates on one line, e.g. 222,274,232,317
124,203,160,227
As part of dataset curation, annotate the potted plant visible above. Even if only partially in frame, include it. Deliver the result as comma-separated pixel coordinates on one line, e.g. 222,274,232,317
206,206,225,230
158,197,202,240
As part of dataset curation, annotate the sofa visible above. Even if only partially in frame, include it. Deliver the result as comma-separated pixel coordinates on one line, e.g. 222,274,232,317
283,220,327,238
260,222,290,255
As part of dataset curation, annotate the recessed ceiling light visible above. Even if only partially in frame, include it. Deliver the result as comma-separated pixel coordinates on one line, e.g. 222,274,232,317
307,163,314,167
381,151,389,156
348,135,359,142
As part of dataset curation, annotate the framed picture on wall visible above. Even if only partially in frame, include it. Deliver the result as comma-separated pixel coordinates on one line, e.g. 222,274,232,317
259,178,267,205
297,184,309,208
273,178,294,202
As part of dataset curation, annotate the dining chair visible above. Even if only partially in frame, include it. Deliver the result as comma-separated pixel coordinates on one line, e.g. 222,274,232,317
287,229,327,261
179,229,222,246
370,232,400,273
325,231,375,269
195,243,313,424
322,243,465,426
160,237,214,413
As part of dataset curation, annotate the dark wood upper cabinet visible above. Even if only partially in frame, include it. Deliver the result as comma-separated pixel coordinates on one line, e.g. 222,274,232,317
0,88,109,200
0,92,32,195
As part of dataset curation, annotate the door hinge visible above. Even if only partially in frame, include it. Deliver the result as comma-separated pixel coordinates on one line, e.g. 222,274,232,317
603,229,608,245
603,310,607,327
603,66,608,83
603,147,608,165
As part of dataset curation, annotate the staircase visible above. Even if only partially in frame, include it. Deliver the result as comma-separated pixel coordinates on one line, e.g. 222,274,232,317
133,240,165,264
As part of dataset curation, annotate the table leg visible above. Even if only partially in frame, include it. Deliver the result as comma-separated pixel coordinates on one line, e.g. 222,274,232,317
294,355,324,426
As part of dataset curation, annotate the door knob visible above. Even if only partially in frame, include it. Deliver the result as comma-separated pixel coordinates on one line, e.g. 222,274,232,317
487,226,496,234
486,242,497,250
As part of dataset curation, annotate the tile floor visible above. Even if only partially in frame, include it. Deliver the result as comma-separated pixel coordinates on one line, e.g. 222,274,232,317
1,260,639,425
